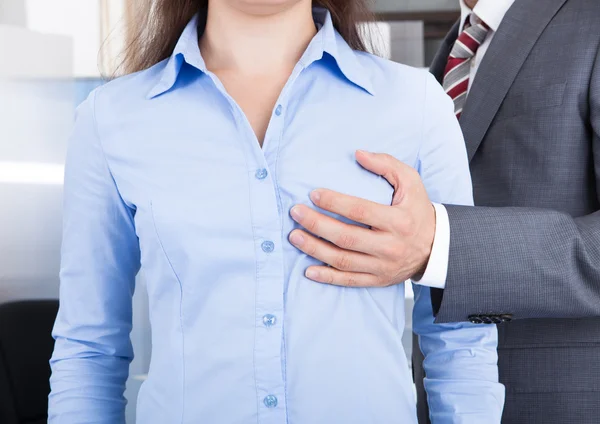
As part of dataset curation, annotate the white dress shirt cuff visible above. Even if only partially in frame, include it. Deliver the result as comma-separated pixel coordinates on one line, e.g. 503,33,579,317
411,203,450,289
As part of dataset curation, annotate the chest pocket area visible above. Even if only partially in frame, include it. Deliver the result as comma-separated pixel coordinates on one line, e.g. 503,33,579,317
499,81,567,120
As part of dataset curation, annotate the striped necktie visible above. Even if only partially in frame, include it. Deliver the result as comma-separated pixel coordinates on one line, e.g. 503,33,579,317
443,15,490,118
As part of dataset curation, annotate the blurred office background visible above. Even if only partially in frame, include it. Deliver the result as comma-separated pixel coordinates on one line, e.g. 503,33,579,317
0,1,458,422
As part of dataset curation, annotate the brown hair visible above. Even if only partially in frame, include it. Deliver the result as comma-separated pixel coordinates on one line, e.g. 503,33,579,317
121,0,374,75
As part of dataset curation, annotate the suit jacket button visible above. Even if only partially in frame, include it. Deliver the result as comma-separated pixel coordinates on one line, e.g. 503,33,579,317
481,315,494,324
468,315,483,324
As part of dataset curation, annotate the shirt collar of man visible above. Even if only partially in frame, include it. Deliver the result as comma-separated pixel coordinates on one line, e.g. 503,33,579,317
458,0,516,33
147,7,375,99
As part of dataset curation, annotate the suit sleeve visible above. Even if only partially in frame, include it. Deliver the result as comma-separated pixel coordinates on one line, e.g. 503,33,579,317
48,90,140,423
412,72,504,423
433,46,600,324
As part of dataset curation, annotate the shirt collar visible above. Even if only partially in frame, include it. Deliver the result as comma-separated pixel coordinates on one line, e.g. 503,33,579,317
459,0,516,33
147,8,374,99
147,13,205,99
305,7,375,95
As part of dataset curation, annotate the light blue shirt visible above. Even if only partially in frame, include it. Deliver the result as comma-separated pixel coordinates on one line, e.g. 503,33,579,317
49,9,504,424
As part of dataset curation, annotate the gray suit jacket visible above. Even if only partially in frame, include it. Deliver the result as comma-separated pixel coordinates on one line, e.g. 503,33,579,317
413,0,600,423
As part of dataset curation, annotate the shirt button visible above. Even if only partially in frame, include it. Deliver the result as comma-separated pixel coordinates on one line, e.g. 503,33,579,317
263,314,277,327
261,240,275,253
275,104,283,116
264,395,278,408
255,168,268,180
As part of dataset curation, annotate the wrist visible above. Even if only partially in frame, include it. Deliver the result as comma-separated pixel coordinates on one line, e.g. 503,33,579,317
413,203,436,279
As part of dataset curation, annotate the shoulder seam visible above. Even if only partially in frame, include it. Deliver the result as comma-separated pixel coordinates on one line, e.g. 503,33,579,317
89,88,113,177
89,87,135,212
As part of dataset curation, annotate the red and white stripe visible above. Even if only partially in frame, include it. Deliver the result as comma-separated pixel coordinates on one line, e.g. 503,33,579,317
442,16,490,118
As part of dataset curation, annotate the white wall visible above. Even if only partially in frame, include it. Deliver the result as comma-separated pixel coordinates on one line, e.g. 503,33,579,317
0,82,73,304
0,25,72,78
0,0,26,25
25,0,101,77
25,0,125,77
0,0,74,306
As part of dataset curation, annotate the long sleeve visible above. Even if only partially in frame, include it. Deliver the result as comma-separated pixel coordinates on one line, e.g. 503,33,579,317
433,46,600,324
48,90,141,423
412,73,504,423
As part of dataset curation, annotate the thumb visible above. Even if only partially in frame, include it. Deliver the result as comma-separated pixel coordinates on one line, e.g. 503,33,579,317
355,150,407,190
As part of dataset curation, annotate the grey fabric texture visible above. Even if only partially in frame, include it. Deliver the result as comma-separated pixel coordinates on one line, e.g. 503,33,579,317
414,0,600,423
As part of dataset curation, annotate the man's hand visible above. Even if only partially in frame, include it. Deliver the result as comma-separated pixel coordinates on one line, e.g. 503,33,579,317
288,150,436,287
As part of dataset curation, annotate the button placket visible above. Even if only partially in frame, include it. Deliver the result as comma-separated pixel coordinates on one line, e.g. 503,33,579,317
232,69,302,420
245,149,287,421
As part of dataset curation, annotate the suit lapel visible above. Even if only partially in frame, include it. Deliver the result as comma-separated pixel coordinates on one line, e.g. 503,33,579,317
459,0,568,161
430,20,460,84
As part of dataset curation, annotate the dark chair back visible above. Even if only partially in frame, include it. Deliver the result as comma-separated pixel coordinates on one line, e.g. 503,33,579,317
0,300,59,424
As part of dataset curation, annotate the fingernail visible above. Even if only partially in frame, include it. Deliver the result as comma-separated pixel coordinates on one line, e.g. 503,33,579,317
305,268,319,279
357,150,371,156
290,206,304,220
289,231,305,246
310,190,321,203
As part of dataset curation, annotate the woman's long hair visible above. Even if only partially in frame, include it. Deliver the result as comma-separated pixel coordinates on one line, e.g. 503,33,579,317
121,0,374,75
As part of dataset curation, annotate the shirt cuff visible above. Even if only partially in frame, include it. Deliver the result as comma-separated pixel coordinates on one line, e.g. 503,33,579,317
411,203,450,289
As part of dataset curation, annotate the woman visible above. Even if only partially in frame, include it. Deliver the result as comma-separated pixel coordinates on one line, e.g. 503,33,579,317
48,0,504,423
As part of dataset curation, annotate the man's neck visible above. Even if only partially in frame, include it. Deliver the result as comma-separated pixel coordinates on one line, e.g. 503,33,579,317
200,1,317,76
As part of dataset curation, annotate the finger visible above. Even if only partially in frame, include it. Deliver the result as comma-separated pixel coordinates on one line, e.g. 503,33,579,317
308,189,393,230
304,265,383,288
288,229,381,274
355,150,414,193
290,204,382,254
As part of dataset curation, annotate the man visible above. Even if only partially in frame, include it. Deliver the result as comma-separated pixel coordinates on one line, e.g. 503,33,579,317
286,0,600,422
